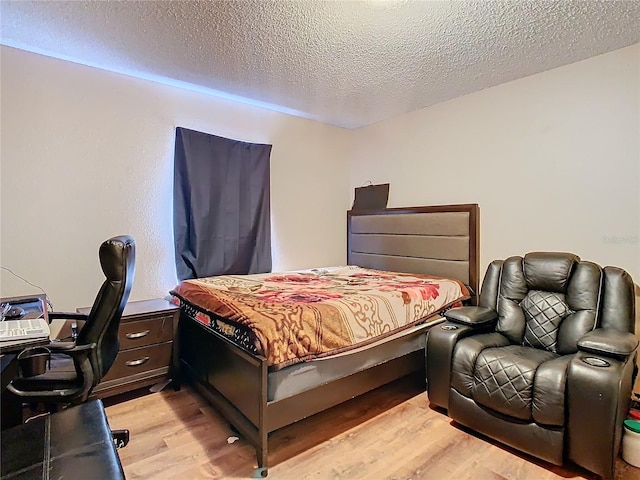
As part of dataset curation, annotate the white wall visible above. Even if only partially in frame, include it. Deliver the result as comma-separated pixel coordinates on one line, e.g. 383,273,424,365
2,44,638,313
0,46,351,310
351,44,640,283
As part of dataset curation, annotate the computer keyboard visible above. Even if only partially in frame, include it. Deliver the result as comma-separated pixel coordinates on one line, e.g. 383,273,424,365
0,318,50,342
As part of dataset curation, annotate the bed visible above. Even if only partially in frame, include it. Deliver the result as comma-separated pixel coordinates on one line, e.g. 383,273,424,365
171,203,479,476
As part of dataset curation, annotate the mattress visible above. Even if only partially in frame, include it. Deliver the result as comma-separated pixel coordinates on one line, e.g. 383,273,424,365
266,319,438,402
171,266,469,370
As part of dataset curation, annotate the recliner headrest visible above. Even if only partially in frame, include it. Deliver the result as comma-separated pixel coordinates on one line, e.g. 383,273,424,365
523,252,579,293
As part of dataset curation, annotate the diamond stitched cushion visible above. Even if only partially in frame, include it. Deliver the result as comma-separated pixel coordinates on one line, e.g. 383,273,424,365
472,346,534,420
521,290,572,352
471,345,557,421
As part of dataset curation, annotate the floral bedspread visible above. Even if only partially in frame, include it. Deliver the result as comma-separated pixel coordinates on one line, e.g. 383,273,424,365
171,266,469,370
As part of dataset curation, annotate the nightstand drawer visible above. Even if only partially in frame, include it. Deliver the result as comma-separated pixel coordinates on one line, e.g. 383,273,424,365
118,315,173,349
79,298,179,399
102,342,172,382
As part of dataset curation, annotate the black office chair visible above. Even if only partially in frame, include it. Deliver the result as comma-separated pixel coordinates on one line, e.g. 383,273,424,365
7,235,135,410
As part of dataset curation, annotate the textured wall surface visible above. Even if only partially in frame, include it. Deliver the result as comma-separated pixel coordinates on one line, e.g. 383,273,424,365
351,44,640,285
1,0,639,128
0,47,351,311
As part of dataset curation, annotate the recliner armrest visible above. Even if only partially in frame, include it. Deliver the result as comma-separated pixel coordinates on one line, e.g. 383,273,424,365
444,306,497,326
577,329,639,360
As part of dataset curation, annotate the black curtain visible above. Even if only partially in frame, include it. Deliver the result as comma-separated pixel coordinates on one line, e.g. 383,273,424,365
173,127,272,281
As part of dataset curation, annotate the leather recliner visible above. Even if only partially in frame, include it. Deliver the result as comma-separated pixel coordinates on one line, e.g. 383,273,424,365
426,252,638,479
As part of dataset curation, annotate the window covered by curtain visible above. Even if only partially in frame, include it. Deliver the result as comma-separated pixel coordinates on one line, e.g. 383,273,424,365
173,127,272,281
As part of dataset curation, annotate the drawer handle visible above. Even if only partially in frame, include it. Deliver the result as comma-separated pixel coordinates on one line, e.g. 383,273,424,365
125,357,150,367
125,330,150,339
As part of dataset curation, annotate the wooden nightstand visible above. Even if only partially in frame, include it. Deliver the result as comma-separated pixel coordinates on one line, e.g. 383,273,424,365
76,298,179,398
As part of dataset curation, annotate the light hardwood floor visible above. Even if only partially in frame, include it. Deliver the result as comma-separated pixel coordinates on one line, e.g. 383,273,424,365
103,376,640,480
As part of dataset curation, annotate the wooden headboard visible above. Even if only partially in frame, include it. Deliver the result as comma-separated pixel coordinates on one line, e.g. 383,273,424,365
347,204,480,302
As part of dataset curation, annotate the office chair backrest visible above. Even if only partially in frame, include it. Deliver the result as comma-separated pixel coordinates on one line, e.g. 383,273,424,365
77,235,135,385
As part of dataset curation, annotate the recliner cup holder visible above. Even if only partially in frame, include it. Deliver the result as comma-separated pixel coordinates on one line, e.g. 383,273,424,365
441,324,459,331
581,356,610,368
17,346,51,377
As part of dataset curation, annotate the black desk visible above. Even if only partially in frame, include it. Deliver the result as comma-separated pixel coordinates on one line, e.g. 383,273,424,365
1,294,51,429
1,353,22,430
0,353,17,389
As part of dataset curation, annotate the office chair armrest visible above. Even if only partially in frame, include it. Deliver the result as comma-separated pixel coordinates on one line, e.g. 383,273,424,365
7,343,97,399
48,313,88,341
45,342,96,354
48,312,90,322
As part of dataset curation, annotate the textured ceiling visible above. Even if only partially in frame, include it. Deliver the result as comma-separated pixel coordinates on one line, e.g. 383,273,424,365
1,1,639,129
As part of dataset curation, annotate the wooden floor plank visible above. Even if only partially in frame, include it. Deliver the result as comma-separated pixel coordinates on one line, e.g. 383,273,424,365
104,377,640,479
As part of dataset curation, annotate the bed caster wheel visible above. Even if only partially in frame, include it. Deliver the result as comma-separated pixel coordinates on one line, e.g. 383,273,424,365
111,429,130,448
252,467,268,477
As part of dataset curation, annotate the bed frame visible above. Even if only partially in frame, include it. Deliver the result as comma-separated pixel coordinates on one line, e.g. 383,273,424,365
178,203,479,476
